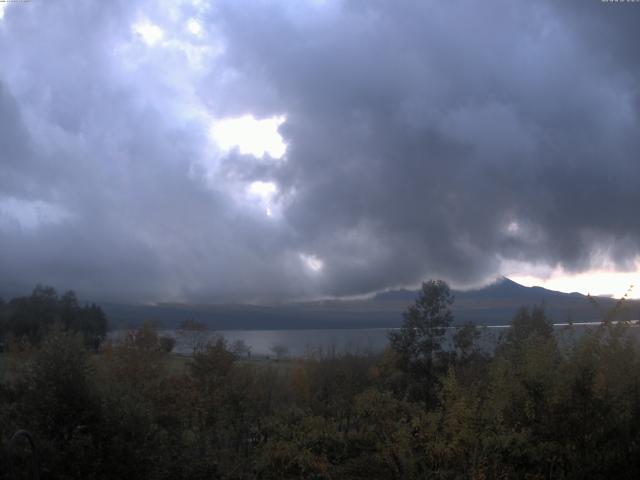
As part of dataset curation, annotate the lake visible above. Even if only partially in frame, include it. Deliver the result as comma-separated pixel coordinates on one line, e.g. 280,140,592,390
110,321,639,357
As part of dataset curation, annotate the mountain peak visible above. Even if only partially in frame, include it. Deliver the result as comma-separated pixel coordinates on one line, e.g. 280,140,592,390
492,275,520,287
465,276,523,293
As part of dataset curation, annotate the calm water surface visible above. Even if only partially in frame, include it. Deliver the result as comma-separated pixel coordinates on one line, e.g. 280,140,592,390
110,322,639,357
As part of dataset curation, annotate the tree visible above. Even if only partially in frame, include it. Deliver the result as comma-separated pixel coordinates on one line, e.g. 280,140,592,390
159,335,177,353
189,337,236,389
7,285,60,342
231,339,252,359
81,303,108,348
388,279,454,403
452,321,481,362
16,325,100,479
269,343,289,360
2,287,107,347
506,305,553,347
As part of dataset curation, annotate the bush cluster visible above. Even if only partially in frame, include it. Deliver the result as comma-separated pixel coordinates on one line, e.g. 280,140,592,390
2,281,640,479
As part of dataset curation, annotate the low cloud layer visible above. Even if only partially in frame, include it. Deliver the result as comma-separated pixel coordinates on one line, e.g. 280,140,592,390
1,0,639,302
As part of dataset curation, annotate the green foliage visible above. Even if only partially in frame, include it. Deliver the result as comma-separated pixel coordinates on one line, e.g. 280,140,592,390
452,321,482,361
3,281,640,479
0,286,107,348
159,335,176,353
389,280,454,360
506,305,553,346
21,327,97,438
388,280,454,403
10,326,101,478
189,336,236,388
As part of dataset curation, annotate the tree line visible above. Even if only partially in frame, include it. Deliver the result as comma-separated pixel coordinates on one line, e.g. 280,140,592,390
2,280,640,478
0,286,107,349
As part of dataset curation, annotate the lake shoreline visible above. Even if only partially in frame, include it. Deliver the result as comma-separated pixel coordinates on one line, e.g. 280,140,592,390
108,321,639,357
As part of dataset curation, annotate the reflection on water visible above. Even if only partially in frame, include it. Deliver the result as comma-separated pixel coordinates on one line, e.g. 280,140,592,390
109,322,640,357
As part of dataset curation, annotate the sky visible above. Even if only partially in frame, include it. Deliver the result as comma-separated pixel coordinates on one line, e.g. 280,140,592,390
1,0,640,303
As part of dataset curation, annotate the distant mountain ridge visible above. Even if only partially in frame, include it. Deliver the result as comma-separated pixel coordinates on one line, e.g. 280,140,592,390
100,277,637,330
375,276,584,302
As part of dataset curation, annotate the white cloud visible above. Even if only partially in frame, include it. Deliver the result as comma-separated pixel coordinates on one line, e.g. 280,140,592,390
247,181,278,216
132,19,164,46
505,260,640,299
300,253,324,273
187,18,202,36
209,114,287,159
247,180,277,200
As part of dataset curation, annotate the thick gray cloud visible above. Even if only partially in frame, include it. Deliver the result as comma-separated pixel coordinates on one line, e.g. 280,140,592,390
0,0,639,302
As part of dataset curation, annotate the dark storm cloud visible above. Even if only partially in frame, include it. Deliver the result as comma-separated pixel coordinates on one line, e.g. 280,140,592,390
0,0,308,302
202,0,640,295
1,0,639,302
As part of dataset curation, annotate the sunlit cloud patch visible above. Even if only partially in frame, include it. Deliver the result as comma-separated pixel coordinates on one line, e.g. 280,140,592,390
247,181,278,217
209,115,287,159
132,19,164,46
186,18,203,36
300,253,324,273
